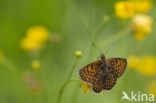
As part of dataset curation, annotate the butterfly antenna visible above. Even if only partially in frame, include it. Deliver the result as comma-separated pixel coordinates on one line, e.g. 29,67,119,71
92,43,103,54
105,43,115,55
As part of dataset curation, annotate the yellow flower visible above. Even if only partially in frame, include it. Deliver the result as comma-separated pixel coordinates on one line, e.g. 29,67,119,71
147,81,156,97
132,14,152,41
26,26,49,43
128,56,156,76
130,0,153,13
80,80,108,94
128,56,140,68
80,80,92,93
20,26,49,51
115,1,135,19
75,51,82,58
21,38,41,51
137,57,156,75
32,60,40,70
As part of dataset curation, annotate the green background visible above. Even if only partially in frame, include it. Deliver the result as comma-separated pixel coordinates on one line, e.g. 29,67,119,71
0,0,156,103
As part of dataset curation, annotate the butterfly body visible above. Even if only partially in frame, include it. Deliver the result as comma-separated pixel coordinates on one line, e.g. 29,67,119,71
79,54,127,93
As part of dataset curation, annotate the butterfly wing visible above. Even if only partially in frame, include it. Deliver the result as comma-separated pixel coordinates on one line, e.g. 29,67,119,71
92,69,104,93
79,60,103,84
92,77,103,93
107,58,127,78
103,73,117,90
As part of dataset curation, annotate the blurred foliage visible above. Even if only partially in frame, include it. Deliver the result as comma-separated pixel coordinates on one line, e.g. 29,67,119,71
0,0,156,103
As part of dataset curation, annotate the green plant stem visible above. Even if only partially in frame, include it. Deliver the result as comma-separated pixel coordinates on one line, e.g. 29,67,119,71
67,58,78,80
57,80,80,103
57,58,79,103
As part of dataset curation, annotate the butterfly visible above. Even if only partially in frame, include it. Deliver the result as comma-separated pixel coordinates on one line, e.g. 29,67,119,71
79,54,127,93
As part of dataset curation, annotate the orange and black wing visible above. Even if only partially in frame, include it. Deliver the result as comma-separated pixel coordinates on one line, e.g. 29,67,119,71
92,69,104,93
103,73,117,90
93,77,103,93
107,58,127,78
79,60,102,84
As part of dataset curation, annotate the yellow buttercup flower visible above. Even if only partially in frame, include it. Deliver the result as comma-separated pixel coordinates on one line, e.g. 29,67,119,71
132,14,152,41
128,56,156,76
80,80,108,94
115,0,153,19
147,81,156,97
26,26,49,43
21,37,41,51
138,57,156,75
32,60,40,70
130,0,153,13
20,26,49,51
80,80,92,93
128,56,140,68
115,1,135,19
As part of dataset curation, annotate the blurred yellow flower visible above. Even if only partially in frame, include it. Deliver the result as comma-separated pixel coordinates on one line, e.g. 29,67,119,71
21,38,40,51
75,51,82,58
20,26,49,51
132,14,152,41
128,56,156,76
115,0,153,19
147,81,156,96
115,1,135,19
130,0,153,13
27,26,49,42
128,56,140,68
32,60,40,70
80,80,107,94
80,80,92,93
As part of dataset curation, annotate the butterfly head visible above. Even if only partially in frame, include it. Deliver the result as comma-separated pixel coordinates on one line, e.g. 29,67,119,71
100,54,105,61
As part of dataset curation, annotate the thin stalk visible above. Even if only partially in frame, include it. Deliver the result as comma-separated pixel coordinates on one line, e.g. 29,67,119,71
67,58,78,80
57,80,80,103
57,58,79,103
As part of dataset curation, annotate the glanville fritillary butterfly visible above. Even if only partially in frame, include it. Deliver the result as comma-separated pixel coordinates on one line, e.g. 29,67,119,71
79,54,127,93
